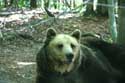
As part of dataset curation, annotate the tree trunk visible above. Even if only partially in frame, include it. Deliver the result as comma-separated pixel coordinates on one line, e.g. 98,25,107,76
107,0,117,42
9,0,14,6
83,0,108,16
117,0,125,44
30,0,37,9
96,0,108,16
4,0,8,7
83,0,95,16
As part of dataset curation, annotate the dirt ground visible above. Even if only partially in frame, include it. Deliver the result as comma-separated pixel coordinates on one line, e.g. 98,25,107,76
0,17,109,83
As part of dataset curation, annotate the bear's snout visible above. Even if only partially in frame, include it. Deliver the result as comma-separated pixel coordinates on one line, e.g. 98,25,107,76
66,53,73,63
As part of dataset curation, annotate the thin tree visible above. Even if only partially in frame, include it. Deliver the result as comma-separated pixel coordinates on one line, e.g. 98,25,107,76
117,0,125,44
107,0,117,42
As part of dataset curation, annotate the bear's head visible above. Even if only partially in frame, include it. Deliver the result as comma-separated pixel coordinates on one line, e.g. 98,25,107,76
43,28,82,74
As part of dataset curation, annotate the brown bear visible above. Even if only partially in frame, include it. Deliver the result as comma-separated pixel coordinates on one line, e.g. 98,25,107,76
85,38,125,83
36,28,119,83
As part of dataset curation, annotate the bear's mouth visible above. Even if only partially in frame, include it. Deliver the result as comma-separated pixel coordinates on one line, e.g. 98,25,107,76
67,58,73,63
58,59,73,65
53,58,73,66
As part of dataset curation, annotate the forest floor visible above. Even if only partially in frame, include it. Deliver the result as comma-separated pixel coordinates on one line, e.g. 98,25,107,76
0,11,109,83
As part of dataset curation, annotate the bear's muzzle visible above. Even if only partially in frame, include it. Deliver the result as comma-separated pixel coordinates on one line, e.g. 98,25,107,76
66,53,74,63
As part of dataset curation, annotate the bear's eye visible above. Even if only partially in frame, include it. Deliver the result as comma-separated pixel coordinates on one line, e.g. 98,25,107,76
71,43,76,49
57,44,63,49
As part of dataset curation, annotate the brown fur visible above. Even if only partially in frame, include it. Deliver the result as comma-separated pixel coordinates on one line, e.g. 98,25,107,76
36,28,119,83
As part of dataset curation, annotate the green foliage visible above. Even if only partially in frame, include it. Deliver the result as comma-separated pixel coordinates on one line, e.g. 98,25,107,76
18,0,30,8
18,0,24,8
0,0,84,12
0,0,4,8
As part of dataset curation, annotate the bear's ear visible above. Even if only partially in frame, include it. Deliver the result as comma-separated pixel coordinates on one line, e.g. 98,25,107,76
71,29,81,41
46,28,57,39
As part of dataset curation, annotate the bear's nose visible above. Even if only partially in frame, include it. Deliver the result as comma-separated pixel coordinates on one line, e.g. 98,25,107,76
66,53,73,63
